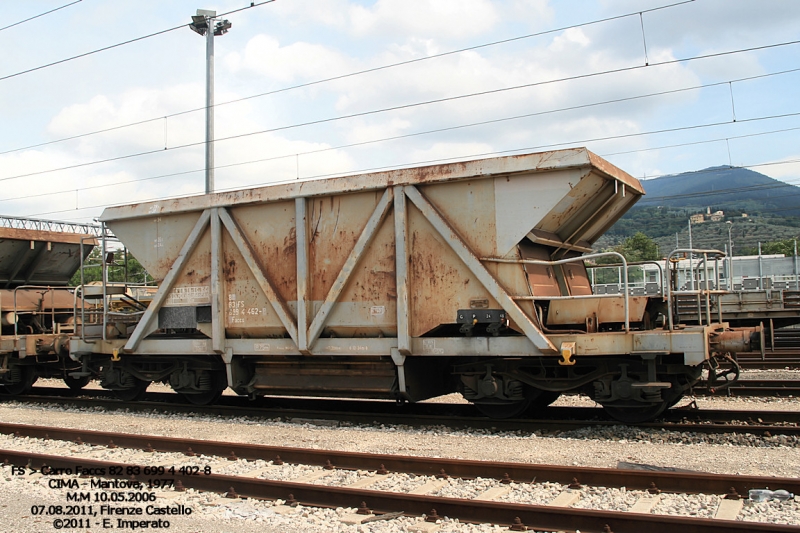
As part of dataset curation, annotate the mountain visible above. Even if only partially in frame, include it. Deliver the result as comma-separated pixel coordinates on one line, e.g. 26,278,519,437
636,166,800,216
593,166,800,254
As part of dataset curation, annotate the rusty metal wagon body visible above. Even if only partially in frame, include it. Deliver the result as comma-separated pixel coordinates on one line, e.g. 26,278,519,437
66,148,757,421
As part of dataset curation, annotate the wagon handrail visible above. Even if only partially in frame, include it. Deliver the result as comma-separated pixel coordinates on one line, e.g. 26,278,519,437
586,260,665,296
666,248,725,328
11,285,74,340
482,251,630,332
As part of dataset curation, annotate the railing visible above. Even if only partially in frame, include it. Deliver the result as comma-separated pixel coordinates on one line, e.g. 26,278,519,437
482,251,631,332
0,215,102,236
588,261,665,297
76,227,152,342
8,286,76,339
666,248,726,329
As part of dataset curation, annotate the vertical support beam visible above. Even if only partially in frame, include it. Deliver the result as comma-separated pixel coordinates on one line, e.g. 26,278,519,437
307,189,393,348
124,209,212,353
394,186,411,355
404,185,557,354
210,208,225,354
295,197,310,354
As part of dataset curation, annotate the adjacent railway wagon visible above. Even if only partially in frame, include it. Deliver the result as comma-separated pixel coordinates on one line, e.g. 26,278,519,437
65,148,759,422
0,217,98,392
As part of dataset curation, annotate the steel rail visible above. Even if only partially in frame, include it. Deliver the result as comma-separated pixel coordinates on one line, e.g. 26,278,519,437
3,391,799,435
696,379,800,397
0,423,798,496
1,449,798,533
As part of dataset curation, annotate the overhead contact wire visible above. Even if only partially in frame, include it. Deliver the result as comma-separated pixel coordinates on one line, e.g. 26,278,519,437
3,40,800,183
0,0,693,155
0,1,276,82
0,1,82,32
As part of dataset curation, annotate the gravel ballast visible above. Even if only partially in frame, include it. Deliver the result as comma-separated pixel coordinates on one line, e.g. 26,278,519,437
0,391,798,532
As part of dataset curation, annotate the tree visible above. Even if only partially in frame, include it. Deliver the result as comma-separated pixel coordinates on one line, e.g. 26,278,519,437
740,238,798,257
69,248,153,286
616,232,661,262
590,232,660,284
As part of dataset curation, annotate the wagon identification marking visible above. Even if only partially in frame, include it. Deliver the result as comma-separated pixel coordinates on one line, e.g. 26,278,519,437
168,285,210,305
192,340,209,353
422,339,444,354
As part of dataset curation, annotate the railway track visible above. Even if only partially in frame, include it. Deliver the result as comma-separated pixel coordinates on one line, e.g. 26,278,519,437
1,423,798,532
3,388,799,437
738,350,800,370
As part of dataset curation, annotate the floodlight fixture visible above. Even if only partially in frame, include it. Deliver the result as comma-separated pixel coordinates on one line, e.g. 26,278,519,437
214,19,232,36
189,15,208,35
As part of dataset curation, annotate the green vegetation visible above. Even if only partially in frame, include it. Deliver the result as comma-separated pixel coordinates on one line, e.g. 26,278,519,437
69,248,153,286
591,232,660,283
596,208,800,257
740,239,798,257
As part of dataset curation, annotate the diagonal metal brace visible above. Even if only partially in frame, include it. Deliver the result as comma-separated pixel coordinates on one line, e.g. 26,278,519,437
123,209,212,353
218,207,300,347
403,185,557,354
307,189,393,348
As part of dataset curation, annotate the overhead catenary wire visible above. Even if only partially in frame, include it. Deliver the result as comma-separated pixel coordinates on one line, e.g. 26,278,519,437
0,1,275,83
2,74,799,203
0,1,82,32
26,154,800,221
3,39,800,184
0,0,695,155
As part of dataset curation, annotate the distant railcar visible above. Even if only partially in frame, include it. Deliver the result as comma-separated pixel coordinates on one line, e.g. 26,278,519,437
0,217,98,392
589,254,800,330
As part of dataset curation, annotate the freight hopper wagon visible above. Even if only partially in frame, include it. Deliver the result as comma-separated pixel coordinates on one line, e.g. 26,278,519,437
72,148,759,422
0,216,99,393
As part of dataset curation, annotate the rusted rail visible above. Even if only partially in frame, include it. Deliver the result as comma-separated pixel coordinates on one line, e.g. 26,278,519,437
738,351,800,369
1,423,799,496
696,379,800,397
1,449,798,533
4,391,800,435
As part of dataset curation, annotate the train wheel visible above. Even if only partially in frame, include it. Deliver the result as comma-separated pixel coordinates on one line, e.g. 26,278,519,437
1,365,36,395
601,400,668,424
473,387,543,419
113,378,150,401
179,388,224,406
64,375,91,391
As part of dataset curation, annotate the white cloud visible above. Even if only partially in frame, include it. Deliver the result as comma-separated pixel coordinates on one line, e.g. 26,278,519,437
345,118,412,144
349,0,500,39
507,0,555,30
410,141,496,163
225,34,353,83
759,158,800,186
548,27,591,52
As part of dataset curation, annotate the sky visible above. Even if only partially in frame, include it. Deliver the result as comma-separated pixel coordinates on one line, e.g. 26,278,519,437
1,0,799,225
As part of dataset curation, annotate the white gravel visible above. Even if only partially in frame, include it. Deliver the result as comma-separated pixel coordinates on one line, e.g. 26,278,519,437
0,387,798,532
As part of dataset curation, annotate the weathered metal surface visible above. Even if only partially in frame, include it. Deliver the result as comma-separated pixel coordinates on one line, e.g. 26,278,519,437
0,289,75,313
0,225,96,288
122,210,211,352
100,148,643,221
92,148,688,366
547,296,649,326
